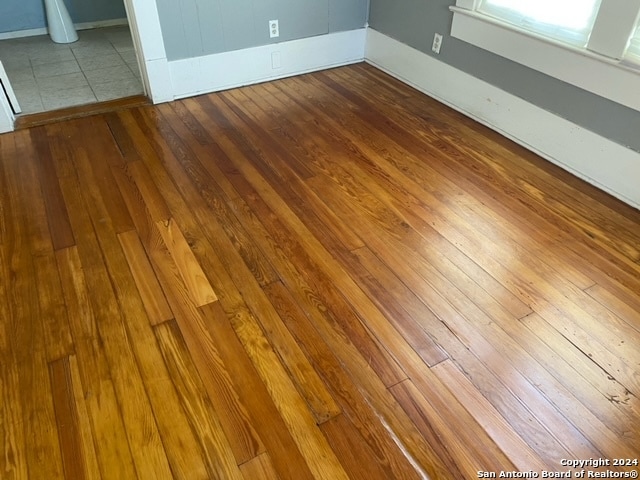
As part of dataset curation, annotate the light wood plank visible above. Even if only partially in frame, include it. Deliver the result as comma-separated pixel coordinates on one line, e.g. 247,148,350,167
56,246,138,480
155,218,218,306
118,229,174,325
154,320,243,480
240,453,281,480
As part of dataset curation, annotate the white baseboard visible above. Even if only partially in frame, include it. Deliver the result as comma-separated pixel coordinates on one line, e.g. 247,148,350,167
0,18,128,40
169,29,367,100
365,28,640,210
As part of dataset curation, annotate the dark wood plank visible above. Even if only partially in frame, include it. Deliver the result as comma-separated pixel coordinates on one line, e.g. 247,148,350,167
49,356,89,480
29,126,75,250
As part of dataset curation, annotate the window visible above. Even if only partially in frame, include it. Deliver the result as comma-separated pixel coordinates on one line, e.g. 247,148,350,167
626,19,640,62
450,0,640,112
478,0,601,47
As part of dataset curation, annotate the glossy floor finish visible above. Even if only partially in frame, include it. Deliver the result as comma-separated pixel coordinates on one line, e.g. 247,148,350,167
1,64,639,479
0,26,142,114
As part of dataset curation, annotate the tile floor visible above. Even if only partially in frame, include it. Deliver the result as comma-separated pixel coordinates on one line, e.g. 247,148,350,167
0,26,144,115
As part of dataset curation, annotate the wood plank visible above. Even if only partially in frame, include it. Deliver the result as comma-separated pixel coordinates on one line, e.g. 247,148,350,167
586,283,640,331
70,117,136,233
153,103,280,288
64,119,217,479
0,361,29,480
390,379,515,478
155,218,218,306
118,229,174,325
0,244,28,480
147,219,265,465
262,281,449,480
118,111,342,423
191,95,406,388
49,356,89,480
56,246,138,480
521,313,640,435
349,247,449,367
68,355,102,480
274,75,538,319
28,127,75,250
240,453,281,480
154,320,243,480
345,67,640,293
325,67,640,267
33,252,74,362
304,173,580,463
431,360,550,472
2,131,65,480
166,199,344,425
200,301,350,480
319,414,410,480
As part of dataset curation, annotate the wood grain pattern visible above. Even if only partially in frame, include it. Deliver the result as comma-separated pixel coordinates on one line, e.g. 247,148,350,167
1,63,639,479
154,320,244,480
49,356,89,480
118,229,174,325
147,220,265,465
155,218,218,306
56,246,138,480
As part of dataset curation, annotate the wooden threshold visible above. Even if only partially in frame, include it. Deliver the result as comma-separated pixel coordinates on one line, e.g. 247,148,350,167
14,94,150,130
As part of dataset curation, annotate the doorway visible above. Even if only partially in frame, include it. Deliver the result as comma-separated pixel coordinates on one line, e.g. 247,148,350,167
0,25,144,115
0,0,146,117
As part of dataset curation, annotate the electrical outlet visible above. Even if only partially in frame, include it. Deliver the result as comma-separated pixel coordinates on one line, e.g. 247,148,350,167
432,33,443,54
269,19,279,38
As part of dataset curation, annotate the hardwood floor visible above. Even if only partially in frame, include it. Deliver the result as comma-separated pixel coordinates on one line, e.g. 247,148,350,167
1,63,639,479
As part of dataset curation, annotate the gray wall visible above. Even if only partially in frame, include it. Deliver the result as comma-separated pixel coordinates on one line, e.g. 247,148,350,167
369,0,640,152
0,0,127,33
156,0,369,61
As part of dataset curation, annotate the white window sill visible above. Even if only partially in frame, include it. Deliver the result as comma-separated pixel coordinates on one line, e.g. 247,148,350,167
450,7,640,113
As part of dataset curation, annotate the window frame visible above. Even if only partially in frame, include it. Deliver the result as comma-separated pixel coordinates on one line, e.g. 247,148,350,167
450,0,640,113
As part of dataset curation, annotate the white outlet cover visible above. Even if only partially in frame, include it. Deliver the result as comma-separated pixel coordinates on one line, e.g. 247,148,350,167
269,20,279,38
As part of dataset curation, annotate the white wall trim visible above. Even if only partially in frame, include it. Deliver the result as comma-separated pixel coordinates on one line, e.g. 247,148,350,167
0,18,129,40
124,0,172,103
0,61,16,133
169,29,367,100
364,28,640,209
